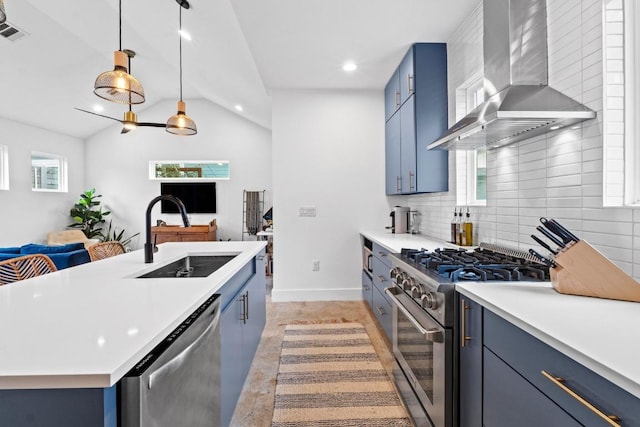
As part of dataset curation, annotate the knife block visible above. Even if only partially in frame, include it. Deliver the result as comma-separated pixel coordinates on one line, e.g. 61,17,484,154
550,240,640,302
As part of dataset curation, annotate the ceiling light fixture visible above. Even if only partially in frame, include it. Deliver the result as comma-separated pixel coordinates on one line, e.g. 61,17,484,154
234,105,243,112
76,50,165,134
343,62,358,72
166,0,197,136
93,0,145,105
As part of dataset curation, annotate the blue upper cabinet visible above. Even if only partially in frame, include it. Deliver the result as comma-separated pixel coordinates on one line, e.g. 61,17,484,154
385,43,449,195
399,48,414,105
384,68,400,121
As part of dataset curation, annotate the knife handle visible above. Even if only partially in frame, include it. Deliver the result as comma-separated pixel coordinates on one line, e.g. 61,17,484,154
531,234,558,255
536,226,565,248
547,218,580,242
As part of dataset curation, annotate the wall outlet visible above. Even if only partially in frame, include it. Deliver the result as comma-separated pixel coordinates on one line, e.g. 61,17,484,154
299,206,317,217
312,260,320,271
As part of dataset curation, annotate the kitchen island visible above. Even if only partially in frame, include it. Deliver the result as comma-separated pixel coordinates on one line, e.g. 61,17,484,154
0,241,267,426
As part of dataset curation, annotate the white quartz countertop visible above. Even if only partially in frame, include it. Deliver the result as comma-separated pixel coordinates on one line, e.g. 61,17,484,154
0,241,266,390
361,230,640,399
360,229,460,253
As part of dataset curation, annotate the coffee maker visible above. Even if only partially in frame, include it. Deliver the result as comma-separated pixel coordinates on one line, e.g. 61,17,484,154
388,206,410,234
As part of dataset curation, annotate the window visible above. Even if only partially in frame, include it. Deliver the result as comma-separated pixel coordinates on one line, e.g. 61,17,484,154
603,0,639,206
31,152,67,192
456,74,487,206
0,145,8,190
149,161,230,180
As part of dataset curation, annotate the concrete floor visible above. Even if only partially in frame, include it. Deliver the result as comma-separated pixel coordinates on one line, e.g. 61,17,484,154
229,280,396,427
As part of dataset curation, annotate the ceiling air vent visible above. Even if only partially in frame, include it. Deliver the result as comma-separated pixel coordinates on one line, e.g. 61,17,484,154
0,21,27,42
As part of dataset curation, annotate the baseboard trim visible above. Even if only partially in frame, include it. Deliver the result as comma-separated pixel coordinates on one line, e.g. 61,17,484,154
271,287,362,302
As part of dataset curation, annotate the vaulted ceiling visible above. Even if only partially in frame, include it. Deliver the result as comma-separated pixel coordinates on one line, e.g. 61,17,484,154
0,0,479,139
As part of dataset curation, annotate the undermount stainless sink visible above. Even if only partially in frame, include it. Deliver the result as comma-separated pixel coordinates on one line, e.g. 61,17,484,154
137,255,237,279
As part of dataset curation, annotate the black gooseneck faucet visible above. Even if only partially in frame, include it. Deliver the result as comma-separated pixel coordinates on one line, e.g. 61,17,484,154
145,195,190,263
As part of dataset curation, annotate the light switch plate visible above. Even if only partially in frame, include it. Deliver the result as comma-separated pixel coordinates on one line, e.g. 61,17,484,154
299,206,316,217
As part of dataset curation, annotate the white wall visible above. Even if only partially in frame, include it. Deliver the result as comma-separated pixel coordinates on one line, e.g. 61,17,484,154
0,117,85,246
271,89,390,301
84,98,272,249
409,0,640,280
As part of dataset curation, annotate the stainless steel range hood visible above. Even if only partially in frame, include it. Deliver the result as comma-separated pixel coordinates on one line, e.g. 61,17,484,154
428,0,596,151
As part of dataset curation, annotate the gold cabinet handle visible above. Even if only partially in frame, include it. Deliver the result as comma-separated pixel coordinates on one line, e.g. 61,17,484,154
376,306,385,316
541,371,621,427
377,275,386,282
460,299,472,348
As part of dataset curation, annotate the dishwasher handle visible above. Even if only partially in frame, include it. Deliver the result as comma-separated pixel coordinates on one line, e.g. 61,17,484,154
148,308,220,389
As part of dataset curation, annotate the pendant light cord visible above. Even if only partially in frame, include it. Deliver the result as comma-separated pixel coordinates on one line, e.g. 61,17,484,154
179,5,183,102
119,0,122,51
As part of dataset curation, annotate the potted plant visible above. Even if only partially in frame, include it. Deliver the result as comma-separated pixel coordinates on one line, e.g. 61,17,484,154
68,188,110,239
102,220,140,250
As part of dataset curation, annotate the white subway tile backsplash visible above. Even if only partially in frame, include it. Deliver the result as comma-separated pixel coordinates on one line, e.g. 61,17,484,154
547,185,582,198
546,163,581,179
583,207,632,222
548,197,582,208
546,208,583,220
582,160,602,174
547,174,582,188
582,184,603,198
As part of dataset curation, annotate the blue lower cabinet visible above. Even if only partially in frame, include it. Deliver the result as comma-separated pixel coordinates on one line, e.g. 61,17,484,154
372,285,393,341
460,291,640,427
220,251,267,427
483,348,582,427
458,296,483,427
0,386,116,427
362,271,373,307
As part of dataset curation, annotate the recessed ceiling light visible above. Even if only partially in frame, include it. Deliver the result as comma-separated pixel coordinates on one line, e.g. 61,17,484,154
93,105,104,112
343,62,357,72
549,125,561,130
179,29,192,41
234,105,244,112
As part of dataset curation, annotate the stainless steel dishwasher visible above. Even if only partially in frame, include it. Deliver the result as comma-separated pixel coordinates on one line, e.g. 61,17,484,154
119,294,221,427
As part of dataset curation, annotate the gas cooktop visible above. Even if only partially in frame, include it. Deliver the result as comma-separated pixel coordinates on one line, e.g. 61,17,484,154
398,246,550,283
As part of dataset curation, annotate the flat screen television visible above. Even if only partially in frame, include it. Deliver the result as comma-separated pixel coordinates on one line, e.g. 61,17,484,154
160,182,217,214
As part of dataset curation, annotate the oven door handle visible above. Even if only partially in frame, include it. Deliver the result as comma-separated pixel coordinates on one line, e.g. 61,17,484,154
385,287,444,343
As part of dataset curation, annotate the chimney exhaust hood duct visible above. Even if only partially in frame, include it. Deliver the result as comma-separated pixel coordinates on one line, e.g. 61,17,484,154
428,0,596,151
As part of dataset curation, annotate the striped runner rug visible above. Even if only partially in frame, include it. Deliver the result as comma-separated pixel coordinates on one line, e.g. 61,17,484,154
271,322,413,427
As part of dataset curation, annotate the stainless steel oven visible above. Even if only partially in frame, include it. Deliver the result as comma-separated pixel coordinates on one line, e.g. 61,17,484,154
386,245,550,427
386,286,453,427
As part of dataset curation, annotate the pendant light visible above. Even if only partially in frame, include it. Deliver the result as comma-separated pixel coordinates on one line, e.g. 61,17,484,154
166,0,197,136
0,0,6,25
93,0,145,105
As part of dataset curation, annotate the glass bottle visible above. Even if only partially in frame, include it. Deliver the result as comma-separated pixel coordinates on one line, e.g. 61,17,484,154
455,208,463,245
450,209,458,243
463,207,473,246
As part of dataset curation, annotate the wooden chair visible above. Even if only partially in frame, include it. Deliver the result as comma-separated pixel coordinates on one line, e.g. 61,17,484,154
88,241,126,261
0,254,58,286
